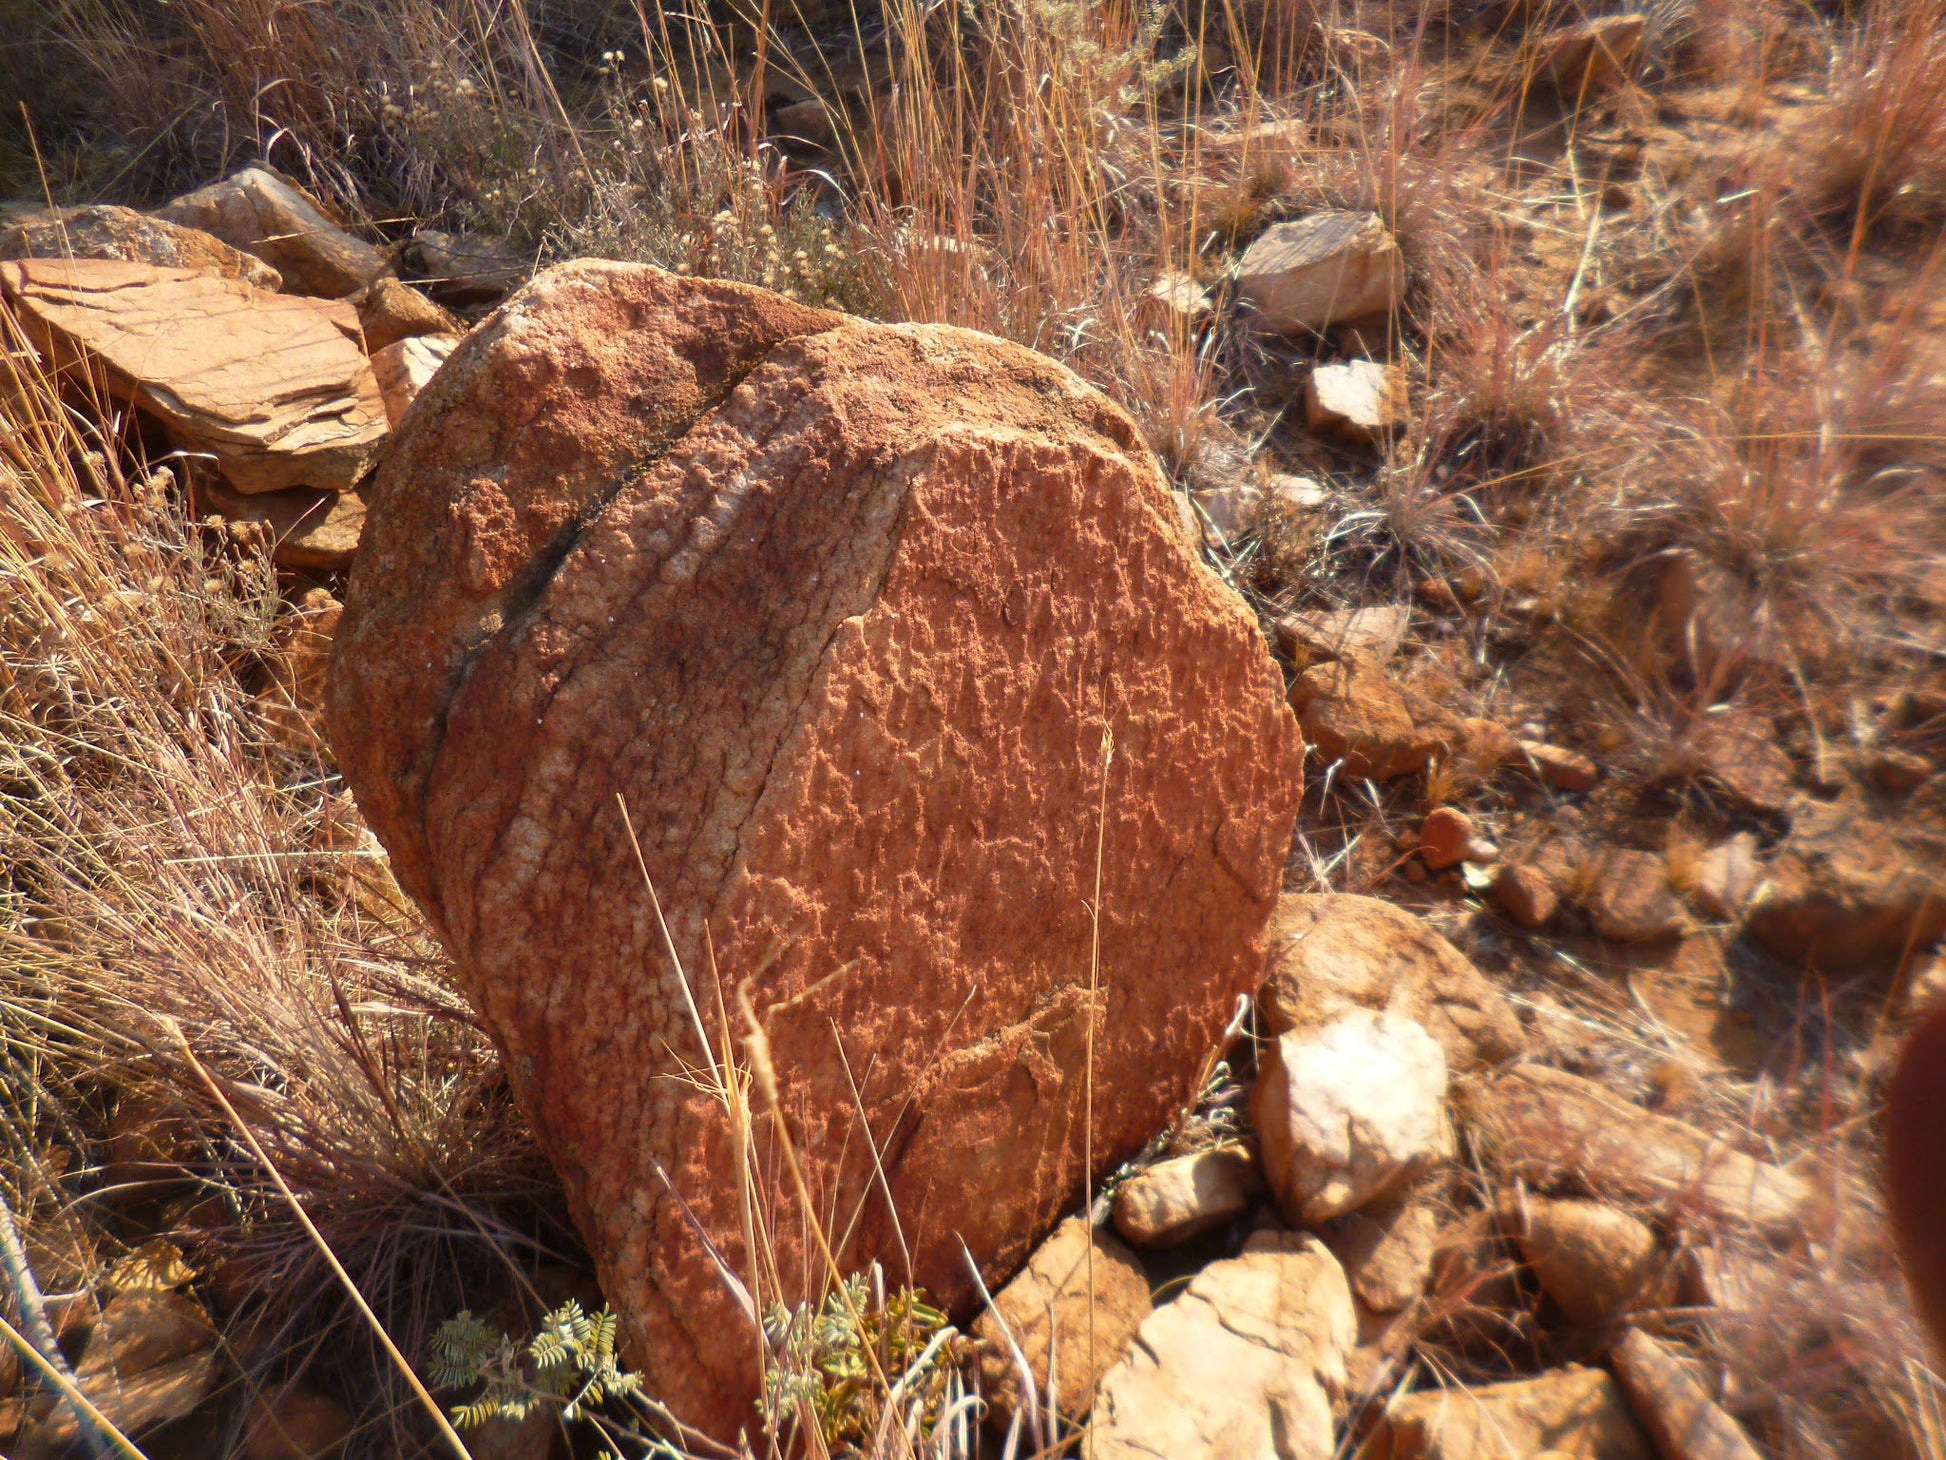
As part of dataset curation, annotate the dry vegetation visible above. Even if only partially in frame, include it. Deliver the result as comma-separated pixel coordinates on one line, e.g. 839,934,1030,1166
3,0,1945,1456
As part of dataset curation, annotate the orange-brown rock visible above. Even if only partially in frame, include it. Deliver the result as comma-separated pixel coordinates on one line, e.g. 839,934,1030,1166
328,261,1302,1440
0,258,386,494
0,204,283,290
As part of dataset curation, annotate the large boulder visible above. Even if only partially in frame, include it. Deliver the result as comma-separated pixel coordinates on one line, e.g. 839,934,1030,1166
0,259,387,494
327,261,1303,1440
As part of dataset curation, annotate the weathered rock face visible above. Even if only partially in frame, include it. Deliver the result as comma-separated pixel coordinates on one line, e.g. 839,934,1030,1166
328,261,1303,1439
1235,211,1404,336
0,259,387,494
158,168,389,299
1367,1366,1653,1460
0,204,283,290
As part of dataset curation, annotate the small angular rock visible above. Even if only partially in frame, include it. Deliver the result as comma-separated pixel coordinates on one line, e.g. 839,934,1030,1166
1236,211,1405,335
1693,833,1760,921
1085,1230,1355,1460
1466,1064,1814,1232
1276,603,1410,668
1259,893,1525,1072
357,277,459,353
1610,1328,1764,1460
974,1216,1152,1429
1,204,282,289
1289,657,1462,780
1326,1196,1439,1313
371,334,456,426
1495,862,1560,930
1419,807,1495,871
1367,1366,1653,1460
1516,740,1599,792
408,229,529,304
1141,271,1213,329
1690,718,1793,816
1111,1144,1261,1247
159,167,389,298
1305,359,1406,444
1542,15,1647,95
1255,1009,1454,1225
1509,1197,1662,1326
200,480,366,572
1745,796,1946,967
1586,848,1689,943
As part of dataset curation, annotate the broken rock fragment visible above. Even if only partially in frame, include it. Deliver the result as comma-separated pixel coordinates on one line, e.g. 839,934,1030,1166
1276,602,1410,668
1236,210,1405,335
159,167,389,298
1366,1366,1653,1460
1,204,282,289
357,276,460,352
199,479,365,572
1086,1230,1355,1460
1508,1196,1663,1327
1289,656,1462,780
1326,1195,1439,1313
1745,795,1946,968
1254,1009,1454,1225
1259,893,1525,1071
371,334,456,426
1465,1064,1813,1233
1305,359,1406,445
1610,1329,1764,1460
328,261,1303,1440
973,1216,1151,1430
0,259,387,495
1111,1144,1260,1247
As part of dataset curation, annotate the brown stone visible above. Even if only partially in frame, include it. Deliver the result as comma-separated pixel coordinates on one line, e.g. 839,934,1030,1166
1610,1329,1763,1460
25,1289,218,1451
1304,359,1407,445
241,1387,353,1460
1419,806,1495,871
1289,657,1462,780
158,167,390,298
0,258,387,495
1236,211,1404,335
1275,603,1410,668
1542,15,1647,96
974,1216,1151,1428
371,334,456,427
1366,1366,1653,1460
1111,1144,1261,1247
1507,1197,1662,1326
1584,848,1689,943
1495,863,1560,929
1465,1064,1814,1232
327,261,1302,1439
357,277,460,353
1085,1230,1354,1460
1689,718,1793,816
1516,740,1599,792
408,229,529,304
1259,893,1525,1072
1744,796,1946,968
198,480,365,572
1,204,282,289
1326,1196,1439,1313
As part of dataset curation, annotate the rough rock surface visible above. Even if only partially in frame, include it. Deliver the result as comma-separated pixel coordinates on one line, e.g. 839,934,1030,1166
1254,1009,1454,1225
1276,603,1410,668
1304,359,1406,444
1235,211,1404,335
1288,656,1462,780
1509,1197,1662,1327
327,261,1303,1439
358,277,461,353
1496,862,1560,929
0,204,282,289
1259,894,1526,1072
1466,1065,1813,1232
159,168,390,298
198,480,365,572
1745,796,1946,967
0,259,387,494
1542,14,1647,95
1610,1329,1764,1460
1325,1195,1438,1313
1367,1367,1653,1460
1111,1144,1260,1247
371,334,456,426
973,1216,1151,1429
1585,847,1690,943
1085,1230,1355,1460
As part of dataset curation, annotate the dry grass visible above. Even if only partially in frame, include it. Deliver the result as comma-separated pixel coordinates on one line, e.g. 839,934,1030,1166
5,0,1946,1454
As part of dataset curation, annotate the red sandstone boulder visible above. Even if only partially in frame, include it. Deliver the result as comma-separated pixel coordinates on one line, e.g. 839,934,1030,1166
328,261,1302,1441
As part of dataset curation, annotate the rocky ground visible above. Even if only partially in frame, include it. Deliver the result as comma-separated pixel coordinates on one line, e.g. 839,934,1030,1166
2,2,1944,1458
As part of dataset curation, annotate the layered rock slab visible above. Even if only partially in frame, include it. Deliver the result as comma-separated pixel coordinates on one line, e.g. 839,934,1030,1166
328,261,1303,1440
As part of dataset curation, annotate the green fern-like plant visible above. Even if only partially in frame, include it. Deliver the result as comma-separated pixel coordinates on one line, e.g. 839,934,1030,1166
431,1299,643,1431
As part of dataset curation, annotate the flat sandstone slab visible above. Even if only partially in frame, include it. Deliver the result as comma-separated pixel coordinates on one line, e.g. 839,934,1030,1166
0,258,387,495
